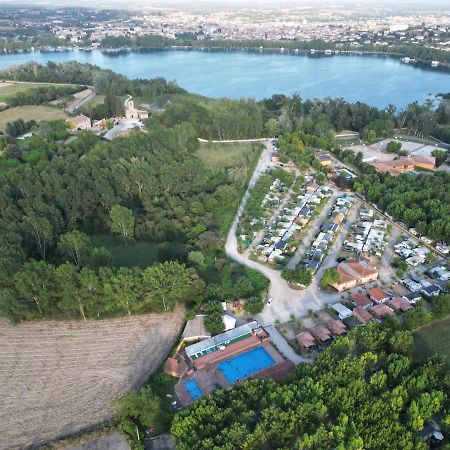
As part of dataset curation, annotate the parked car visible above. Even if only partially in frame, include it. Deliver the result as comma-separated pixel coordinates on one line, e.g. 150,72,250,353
266,297,273,306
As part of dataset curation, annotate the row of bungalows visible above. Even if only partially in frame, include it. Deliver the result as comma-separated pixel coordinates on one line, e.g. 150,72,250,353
349,291,414,324
394,236,431,266
402,277,443,298
259,182,332,264
300,194,352,272
344,208,388,256
297,320,348,349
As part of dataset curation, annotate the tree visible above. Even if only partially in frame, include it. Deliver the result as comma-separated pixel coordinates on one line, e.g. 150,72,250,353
89,247,113,268
204,301,225,334
188,251,204,267
244,296,264,314
389,331,414,356
320,268,339,289
143,261,191,311
431,149,448,166
58,230,91,267
110,205,135,240
407,401,424,432
282,267,312,287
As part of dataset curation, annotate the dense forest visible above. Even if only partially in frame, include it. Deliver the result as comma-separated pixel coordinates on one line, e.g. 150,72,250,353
0,118,266,322
171,319,450,450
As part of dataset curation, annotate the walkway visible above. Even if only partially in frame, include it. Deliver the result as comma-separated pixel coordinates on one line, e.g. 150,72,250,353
265,325,310,364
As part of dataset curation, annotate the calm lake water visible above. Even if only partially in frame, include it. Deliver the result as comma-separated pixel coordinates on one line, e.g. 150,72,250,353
0,49,449,108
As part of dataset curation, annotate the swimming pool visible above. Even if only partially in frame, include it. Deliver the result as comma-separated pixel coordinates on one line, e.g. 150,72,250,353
185,379,203,401
218,347,275,383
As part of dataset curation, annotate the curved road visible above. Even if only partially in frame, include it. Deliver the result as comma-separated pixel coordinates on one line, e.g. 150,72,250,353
225,140,343,324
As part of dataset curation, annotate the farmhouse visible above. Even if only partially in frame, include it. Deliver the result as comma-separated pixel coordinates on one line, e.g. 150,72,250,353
124,95,148,120
66,114,91,130
332,260,378,292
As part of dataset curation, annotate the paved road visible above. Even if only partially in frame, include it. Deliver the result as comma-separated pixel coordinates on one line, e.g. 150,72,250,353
287,188,340,269
65,88,95,113
225,141,343,325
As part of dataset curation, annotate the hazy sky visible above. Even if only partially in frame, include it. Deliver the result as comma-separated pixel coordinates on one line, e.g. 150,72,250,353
3,0,450,8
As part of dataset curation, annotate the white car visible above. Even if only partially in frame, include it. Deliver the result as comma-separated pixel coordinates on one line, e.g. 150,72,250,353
266,297,273,306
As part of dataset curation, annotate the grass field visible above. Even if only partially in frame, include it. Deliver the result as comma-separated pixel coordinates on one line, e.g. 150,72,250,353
0,308,185,449
0,105,68,131
195,141,262,170
90,233,160,268
0,81,79,101
413,316,450,368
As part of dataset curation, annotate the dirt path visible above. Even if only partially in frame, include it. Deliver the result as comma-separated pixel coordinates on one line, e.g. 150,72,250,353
0,309,184,450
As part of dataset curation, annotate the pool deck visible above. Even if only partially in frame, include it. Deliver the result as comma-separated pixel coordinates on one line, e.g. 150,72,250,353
175,341,287,406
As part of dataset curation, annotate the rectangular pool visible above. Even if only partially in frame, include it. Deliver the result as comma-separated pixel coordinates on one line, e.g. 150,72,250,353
185,379,203,401
218,346,275,383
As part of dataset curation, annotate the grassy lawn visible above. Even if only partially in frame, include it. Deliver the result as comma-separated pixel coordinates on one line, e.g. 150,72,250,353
0,81,78,101
195,141,262,170
413,316,450,369
0,105,68,131
84,94,105,106
90,233,160,269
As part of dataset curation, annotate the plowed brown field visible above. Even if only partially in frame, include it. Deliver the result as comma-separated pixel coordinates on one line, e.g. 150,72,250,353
0,309,184,450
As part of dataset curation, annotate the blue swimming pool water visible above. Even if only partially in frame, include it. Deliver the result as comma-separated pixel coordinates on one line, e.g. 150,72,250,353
185,379,203,401
218,347,275,383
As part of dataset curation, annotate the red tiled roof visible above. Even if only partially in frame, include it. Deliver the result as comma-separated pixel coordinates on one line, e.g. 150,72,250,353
371,304,396,319
312,325,332,342
388,297,413,312
328,319,347,335
350,293,373,308
297,331,315,348
353,306,372,324
367,287,389,302
336,260,378,283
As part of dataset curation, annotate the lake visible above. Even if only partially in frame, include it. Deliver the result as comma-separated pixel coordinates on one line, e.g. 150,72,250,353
0,49,449,108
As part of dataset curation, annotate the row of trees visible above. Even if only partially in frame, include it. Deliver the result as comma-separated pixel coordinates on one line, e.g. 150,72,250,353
171,320,450,449
6,84,83,107
0,260,199,322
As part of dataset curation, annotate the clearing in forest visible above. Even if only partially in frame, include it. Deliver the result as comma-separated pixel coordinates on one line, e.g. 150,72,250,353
0,308,184,450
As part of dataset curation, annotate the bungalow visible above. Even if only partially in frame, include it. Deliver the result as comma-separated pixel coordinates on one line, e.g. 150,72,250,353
297,331,316,349
421,285,442,298
331,213,345,224
402,291,422,304
332,260,378,292
370,304,395,319
402,278,422,292
350,293,373,309
367,287,389,304
353,306,373,324
327,319,347,336
331,302,353,320
359,208,374,220
388,297,413,312
312,325,332,342
321,221,339,233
